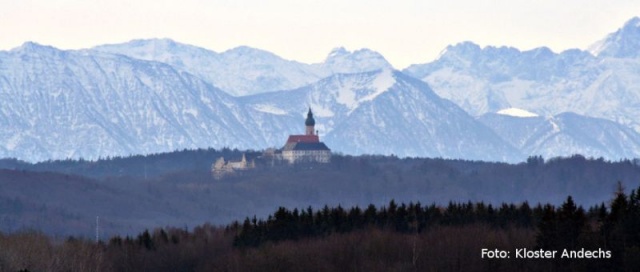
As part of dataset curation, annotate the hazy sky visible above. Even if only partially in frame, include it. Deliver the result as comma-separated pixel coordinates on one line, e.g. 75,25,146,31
1,0,639,68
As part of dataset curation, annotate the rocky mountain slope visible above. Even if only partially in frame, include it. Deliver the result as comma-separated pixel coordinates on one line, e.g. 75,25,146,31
404,17,640,134
0,42,263,161
479,110,640,160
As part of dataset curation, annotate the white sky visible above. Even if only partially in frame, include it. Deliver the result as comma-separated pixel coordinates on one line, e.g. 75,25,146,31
1,0,639,68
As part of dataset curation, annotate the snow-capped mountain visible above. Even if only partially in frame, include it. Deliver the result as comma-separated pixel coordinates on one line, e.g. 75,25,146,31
92,39,319,97
1,42,519,162
4,17,640,162
403,17,640,133
479,110,640,160
589,17,640,58
314,47,393,75
93,39,393,96
403,42,598,117
0,42,265,161
242,69,522,161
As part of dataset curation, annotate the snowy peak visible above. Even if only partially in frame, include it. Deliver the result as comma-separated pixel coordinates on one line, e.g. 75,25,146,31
9,42,63,56
403,39,604,118
327,47,350,58
589,17,640,58
435,42,563,65
438,42,558,68
93,40,321,97
125,38,183,51
249,69,400,118
522,46,554,60
321,47,393,74
92,40,395,96
95,41,398,96
435,42,521,65
439,41,483,59
331,69,397,112
497,108,539,118
92,38,218,62
221,46,282,61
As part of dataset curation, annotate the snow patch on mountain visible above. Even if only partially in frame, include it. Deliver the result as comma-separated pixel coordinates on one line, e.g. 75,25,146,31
588,39,607,57
6,134,21,151
366,69,396,102
332,69,397,114
549,118,561,133
182,108,199,118
497,108,539,118
252,104,288,115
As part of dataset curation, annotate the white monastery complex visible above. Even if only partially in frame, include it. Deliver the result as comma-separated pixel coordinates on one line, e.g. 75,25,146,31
212,108,331,178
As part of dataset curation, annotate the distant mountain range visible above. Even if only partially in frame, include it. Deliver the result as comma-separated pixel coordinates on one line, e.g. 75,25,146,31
404,17,640,133
0,43,265,161
2,17,640,162
93,41,392,97
479,111,640,160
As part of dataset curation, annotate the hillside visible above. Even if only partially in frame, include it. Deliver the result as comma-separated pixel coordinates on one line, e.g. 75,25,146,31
1,150,639,236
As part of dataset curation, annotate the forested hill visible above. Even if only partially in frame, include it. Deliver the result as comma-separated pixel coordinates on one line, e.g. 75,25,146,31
1,149,640,236
3,192,640,271
0,148,256,179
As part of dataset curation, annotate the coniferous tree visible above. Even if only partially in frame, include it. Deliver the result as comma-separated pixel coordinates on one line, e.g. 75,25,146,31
604,182,629,254
138,230,155,250
536,204,557,249
556,196,586,248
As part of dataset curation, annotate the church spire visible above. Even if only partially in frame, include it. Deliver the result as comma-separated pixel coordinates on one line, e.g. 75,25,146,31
305,107,315,135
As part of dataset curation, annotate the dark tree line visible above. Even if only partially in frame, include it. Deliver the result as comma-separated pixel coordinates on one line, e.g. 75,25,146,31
225,185,640,270
231,200,539,248
3,185,640,271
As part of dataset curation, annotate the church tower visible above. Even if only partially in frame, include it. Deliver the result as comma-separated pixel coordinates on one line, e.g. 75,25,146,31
305,108,315,135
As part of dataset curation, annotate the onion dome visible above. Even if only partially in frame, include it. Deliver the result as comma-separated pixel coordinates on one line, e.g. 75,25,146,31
305,108,315,126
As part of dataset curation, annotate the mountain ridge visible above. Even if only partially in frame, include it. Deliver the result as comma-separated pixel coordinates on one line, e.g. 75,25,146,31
479,111,640,160
0,43,267,161
3,17,640,162
92,39,393,96
403,17,640,134
589,17,640,58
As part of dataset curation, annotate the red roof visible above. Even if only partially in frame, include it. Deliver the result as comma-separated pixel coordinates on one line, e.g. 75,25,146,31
286,135,319,144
